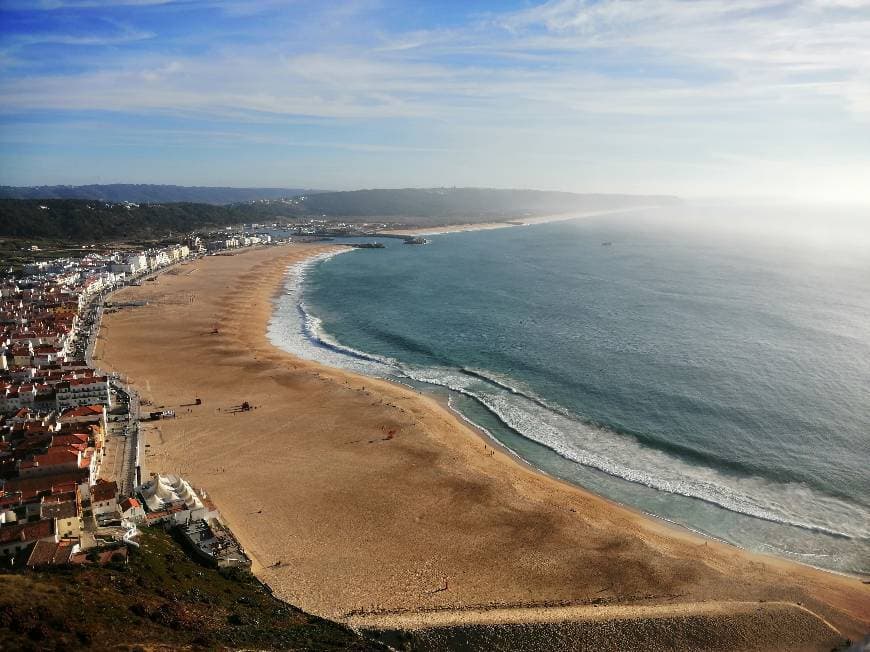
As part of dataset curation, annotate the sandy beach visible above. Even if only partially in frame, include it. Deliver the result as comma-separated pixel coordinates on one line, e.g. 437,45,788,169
379,207,658,236
95,245,870,648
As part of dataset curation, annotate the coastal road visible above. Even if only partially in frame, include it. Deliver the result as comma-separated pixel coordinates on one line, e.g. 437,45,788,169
82,281,143,496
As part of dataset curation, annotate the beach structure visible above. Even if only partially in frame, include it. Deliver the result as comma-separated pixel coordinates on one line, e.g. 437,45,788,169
136,474,247,568
137,473,213,525
178,518,251,569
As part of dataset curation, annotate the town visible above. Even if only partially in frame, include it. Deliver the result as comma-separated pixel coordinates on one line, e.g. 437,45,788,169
0,234,269,570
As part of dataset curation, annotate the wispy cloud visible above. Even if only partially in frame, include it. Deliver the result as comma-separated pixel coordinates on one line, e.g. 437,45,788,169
4,1,868,120
492,0,870,112
0,0,868,199
3,26,154,47
2,0,301,13
3,0,177,8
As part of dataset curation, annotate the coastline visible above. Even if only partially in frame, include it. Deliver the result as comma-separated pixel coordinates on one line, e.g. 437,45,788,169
95,244,870,645
432,378,864,586
378,207,646,236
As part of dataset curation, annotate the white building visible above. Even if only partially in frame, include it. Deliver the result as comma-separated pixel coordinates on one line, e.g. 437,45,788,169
112,253,149,275
55,376,111,409
138,474,210,524
89,480,119,517
120,497,146,523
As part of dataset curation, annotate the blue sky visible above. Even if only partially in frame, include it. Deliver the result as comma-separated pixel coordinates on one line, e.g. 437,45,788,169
0,0,868,201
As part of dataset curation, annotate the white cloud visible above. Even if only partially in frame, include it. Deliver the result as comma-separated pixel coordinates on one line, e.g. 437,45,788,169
494,0,870,97
1,0,868,199
4,27,154,47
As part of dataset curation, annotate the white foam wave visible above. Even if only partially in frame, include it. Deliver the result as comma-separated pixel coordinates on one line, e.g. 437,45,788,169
392,365,870,541
462,366,575,417
299,299,398,368
267,250,395,377
268,253,870,543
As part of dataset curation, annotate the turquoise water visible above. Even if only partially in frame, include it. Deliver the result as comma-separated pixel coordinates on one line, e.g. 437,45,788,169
268,205,870,575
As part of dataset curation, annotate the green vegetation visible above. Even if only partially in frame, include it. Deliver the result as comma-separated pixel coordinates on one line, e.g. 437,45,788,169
0,184,313,205
0,199,278,241
0,528,383,651
0,238,109,273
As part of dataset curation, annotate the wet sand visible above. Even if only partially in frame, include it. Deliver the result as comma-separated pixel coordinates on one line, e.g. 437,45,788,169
96,245,870,648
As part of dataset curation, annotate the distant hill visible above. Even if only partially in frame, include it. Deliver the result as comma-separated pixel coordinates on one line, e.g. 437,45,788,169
0,188,680,242
291,187,680,220
0,184,320,205
0,199,266,240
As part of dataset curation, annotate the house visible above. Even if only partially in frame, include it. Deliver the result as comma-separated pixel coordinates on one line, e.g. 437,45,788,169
55,376,111,409
0,472,88,510
18,446,81,477
90,479,118,517
40,500,81,539
26,539,75,567
59,403,106,425
119,496,145,523
0,519,57,558
58,404,107,449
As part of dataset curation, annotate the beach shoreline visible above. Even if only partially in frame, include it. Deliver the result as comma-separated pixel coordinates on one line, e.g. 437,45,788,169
276,234,867,582
95,243,870,645
291,293,866,585
377,206,649,236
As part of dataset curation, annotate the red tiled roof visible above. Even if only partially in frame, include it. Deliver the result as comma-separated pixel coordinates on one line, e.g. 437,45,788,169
0,519,54,545
51,434,89,447
91,480,118,502
32,447,79,467
120,497,141,511
59,405,104,420
2,472,87,502
26,540,73,567
66,376,107,387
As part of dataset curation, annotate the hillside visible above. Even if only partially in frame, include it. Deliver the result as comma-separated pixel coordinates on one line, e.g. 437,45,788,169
0,184,318,205
290,187,680,220
0,188,681,242
0,199,283,241
0,528,383,651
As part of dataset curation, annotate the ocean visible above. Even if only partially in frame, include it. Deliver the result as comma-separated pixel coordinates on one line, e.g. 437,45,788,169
267,204,870,575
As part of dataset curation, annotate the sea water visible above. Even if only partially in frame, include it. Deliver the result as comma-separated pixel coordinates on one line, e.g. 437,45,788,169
268,204,870,575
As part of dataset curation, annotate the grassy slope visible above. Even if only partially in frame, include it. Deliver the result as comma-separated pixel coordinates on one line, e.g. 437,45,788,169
0,528,383,651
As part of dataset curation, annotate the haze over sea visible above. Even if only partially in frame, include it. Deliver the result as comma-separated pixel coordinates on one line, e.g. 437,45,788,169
269,204,870,575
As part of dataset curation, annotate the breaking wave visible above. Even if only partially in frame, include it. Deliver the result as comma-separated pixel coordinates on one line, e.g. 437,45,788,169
268,250,870,548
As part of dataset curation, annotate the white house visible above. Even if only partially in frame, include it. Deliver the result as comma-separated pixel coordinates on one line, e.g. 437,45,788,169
119,497,146,523
90,479,119,517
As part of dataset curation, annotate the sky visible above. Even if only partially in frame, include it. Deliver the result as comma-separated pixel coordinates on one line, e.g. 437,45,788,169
0,0,869,202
